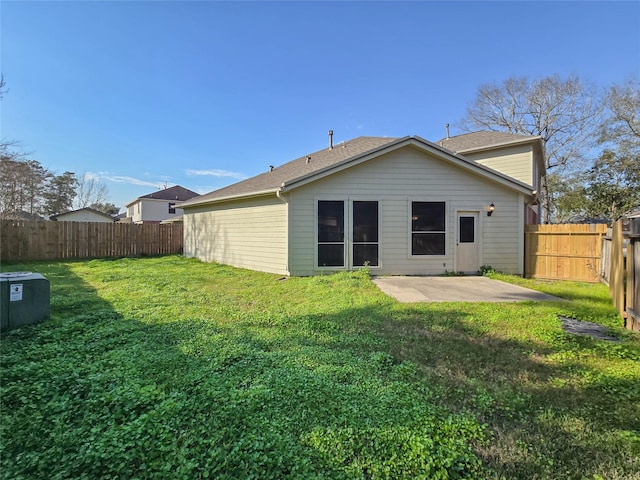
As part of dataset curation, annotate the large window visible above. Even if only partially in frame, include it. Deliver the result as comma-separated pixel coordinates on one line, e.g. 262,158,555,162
318,201,344,267
411,202,445,255
352,201,378,267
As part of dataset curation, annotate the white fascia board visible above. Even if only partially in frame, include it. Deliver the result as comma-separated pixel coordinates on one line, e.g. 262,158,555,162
282,136,534,197
454,135,543,155
411,136,534,194
280,136,412,191
180,189,280,209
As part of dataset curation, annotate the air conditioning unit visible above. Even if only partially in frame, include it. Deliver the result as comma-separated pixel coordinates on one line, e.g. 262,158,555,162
0,272,50,332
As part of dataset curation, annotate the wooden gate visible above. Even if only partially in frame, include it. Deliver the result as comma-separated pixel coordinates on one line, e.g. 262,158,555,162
524,224,608,282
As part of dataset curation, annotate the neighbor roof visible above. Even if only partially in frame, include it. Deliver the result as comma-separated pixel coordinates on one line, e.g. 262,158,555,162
180,134,536,209
436,130,541,153
50,207,115,221
126,185,199,207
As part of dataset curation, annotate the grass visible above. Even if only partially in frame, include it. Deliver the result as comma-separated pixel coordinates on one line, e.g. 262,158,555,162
1,256,639,479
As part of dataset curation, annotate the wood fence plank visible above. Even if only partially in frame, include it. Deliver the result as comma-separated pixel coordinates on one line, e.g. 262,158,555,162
525,224,608,282
0,221,184,262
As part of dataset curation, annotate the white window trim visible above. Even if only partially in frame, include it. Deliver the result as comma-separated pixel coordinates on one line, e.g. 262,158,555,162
314,197,383,271
349,198,382,271
408,199,448,259
315,198,347,271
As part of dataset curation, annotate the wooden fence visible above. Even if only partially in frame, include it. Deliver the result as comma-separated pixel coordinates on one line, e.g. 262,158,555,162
608,217,640,332
524,224,608,282
0,221,183,263
600,227,613,285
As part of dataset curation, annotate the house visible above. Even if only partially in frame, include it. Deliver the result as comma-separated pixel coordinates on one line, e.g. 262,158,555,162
3,211,45,221
50,207,115,223
125,185,199,224
437,131,545,224
179,132,544,277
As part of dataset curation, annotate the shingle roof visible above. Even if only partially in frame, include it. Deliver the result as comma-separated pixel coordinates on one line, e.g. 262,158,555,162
137,185,199,202
51,207,115,220
181,136,401,206
181,132,539,208
6,211,45,221
436,130,540,153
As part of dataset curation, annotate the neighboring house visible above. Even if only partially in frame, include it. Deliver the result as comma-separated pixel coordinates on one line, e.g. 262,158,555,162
125,185,199,224
180,132,544,277
50,207,115,223
3,211,45,221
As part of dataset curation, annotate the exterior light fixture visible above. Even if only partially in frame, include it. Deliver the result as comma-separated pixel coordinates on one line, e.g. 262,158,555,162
487,203,495,216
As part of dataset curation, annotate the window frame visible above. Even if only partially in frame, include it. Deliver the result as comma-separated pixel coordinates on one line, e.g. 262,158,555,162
350,199,380,269
168,202,176,214
408,200,447,257
315,198,383,271
316,199,346,269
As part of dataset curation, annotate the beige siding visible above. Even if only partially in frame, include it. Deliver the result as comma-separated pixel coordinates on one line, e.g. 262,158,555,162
464,144,534,187
183,196,289,275
289,145,523,276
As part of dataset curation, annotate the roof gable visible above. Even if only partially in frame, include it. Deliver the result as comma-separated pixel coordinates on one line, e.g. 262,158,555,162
126,185,199,207
181,134,535,208
281,136,533,194
139,185,199,201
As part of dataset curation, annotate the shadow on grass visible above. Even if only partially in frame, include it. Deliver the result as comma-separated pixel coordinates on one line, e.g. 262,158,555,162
1,262,487,479
2,260,638,479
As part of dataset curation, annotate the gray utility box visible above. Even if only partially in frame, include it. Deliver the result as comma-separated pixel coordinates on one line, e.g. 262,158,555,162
0,272,50,332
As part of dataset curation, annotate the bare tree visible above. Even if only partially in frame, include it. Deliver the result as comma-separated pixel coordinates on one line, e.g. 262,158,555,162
74,173,109,209
0,74,6,100
459,75,603,222
599,77,640,155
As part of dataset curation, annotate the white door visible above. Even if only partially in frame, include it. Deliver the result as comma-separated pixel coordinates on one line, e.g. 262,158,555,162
456,212,479,273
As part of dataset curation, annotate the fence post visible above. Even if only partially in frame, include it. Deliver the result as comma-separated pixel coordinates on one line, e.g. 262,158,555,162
609,220,625,318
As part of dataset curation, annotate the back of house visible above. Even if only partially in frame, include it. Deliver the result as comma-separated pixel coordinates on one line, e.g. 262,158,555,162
179,131,543,276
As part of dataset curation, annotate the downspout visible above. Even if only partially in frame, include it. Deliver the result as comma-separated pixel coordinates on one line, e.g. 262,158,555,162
276,189,287,204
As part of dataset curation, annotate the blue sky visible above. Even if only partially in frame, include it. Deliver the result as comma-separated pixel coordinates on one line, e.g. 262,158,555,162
2,1,639,211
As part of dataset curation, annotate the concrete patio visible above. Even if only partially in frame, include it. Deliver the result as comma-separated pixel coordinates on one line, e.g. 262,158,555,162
373,276,561,303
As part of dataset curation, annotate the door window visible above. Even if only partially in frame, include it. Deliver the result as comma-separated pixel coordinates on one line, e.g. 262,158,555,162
459,216,475,243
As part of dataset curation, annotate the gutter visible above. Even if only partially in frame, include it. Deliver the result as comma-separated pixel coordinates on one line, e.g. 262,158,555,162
178,189,281,209
454,135,543,155
275,189,287,204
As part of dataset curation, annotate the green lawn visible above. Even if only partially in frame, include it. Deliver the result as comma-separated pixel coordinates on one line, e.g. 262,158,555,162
1,256,639,479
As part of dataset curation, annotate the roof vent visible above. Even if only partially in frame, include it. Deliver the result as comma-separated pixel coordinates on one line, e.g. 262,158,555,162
306,156,311,164
445,123,450,140
328,130,333,150
269,165,274,172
